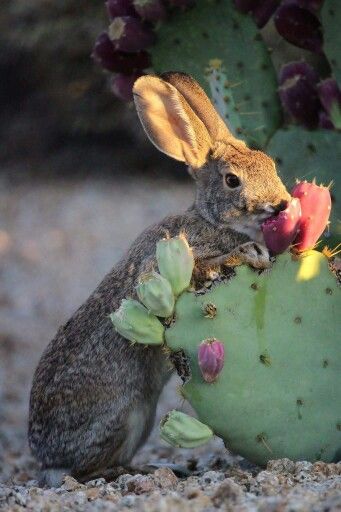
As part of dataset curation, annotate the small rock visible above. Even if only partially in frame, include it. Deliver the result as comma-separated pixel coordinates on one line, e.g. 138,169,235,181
154,467,178,489
294,461,314,483
85,487,102,500
120,494,138,507
184,486,203,500
267,458,296,474
211,478,243,506
253,471,280,496
199,470,225,485
61,475,85,492
85,477,106,487
125,475,156,495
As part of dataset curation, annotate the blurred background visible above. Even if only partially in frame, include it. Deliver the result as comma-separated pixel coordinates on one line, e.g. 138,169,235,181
0,0,339,486
0,0,193,485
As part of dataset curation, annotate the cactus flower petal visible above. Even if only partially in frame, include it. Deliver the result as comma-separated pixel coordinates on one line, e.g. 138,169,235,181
262,198,302,255
136,271,175,317
110,298,165,344
198,338,225,383
291,181,332,251
156,235,194,296
160,410,214,448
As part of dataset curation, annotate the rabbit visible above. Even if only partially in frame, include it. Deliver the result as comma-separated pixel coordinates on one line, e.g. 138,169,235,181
28,71,291,487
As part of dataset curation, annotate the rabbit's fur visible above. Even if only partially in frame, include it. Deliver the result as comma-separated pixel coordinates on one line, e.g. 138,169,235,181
28,72,290,487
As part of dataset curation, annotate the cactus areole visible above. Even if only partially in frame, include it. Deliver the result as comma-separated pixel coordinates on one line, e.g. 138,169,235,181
111,237,341,466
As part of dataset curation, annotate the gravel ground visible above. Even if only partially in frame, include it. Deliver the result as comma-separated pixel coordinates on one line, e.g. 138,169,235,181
0,162,340,511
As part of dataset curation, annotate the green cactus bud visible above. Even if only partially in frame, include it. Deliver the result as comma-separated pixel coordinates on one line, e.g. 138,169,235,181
156,235,194,296
136,271,175,317
110,298,164,345
160,410,214,448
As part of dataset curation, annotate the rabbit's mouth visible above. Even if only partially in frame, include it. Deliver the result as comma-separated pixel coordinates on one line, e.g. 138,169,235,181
223,201,287,242
229,211,273,242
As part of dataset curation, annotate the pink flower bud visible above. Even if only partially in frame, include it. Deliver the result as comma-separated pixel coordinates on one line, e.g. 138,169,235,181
198,339,224,383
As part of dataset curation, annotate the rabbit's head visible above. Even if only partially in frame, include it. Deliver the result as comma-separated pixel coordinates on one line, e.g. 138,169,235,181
133,72,290,239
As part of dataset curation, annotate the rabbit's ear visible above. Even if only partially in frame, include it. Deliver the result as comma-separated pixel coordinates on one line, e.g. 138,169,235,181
161,72,239,145
133,75,212,168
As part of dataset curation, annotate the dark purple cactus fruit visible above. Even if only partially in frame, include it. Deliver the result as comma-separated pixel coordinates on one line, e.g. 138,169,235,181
251,0,281,28
233,0,255,12
92,33,151,73
318,78,341,130
283,0,324,12
133,0,167,22
318,111,334,130
233,0,279,27
198,339,225,384
274,3,323,53
279,61,321,128
291,181,332,251
261,198,301,255
106,0,137,18
92,32,117,71
166,0,196,9
111,72,144,101
108,16,155,53
279,60,319,84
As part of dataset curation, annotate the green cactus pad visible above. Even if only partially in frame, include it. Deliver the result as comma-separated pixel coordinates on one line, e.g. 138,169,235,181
151,0,281,148
165,250,341,465
267,127,341,240
160,410,214,448
322,0,341,86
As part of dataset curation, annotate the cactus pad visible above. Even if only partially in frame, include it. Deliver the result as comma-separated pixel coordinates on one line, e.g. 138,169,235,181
151,0,281,148
165,250,341,465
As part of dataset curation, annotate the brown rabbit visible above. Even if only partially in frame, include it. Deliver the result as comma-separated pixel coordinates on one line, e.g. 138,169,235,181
28,72,290,487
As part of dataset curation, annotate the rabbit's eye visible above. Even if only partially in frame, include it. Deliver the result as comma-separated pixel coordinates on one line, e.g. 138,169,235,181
225,173,240,189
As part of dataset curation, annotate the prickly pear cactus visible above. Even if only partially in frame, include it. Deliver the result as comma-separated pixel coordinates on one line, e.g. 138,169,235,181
111,235,341,466
165,249,341,465
151,0,281,148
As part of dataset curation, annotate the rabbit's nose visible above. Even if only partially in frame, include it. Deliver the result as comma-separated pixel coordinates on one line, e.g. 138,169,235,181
273,200,288,213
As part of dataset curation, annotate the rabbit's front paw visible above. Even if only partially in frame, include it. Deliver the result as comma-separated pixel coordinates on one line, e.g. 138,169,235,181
225,242,271,269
